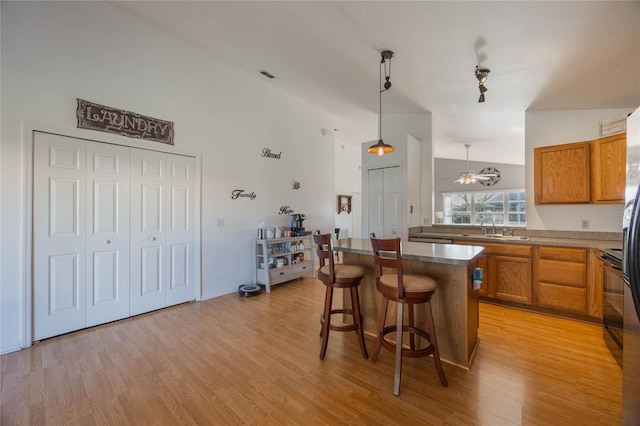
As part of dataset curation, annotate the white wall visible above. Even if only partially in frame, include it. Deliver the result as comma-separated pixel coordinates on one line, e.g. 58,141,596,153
0,2,337,353
525,108,632,231
334,138,361,238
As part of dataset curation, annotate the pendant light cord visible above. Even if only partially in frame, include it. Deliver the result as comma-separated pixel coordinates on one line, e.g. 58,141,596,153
379,59,382,140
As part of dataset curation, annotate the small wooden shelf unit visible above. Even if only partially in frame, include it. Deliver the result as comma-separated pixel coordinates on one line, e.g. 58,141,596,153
255,235,315,293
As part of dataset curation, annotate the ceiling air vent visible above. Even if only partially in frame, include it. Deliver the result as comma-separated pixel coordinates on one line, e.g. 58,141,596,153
259,70,275,79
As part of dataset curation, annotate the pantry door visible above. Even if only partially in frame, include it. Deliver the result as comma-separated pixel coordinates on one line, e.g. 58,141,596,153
33,133,88,340
85,142,130,327
367,166,401,238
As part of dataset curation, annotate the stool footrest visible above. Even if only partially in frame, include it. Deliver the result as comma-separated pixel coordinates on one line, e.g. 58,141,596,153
379,325,435,358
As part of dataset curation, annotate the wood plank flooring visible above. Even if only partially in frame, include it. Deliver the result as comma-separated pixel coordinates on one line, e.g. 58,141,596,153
1,276,622,425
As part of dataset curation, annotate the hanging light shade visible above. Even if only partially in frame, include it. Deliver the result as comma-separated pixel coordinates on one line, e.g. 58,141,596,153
368,50,395,156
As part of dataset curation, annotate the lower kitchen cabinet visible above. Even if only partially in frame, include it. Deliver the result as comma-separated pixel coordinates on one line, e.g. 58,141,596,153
454,241,532,304
455,239,601,320
533,246,601,318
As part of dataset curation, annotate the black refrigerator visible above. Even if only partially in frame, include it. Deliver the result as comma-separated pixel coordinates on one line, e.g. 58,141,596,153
624,106,640,425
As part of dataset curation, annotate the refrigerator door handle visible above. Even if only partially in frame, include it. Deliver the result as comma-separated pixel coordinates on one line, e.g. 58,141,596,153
627,186,640,321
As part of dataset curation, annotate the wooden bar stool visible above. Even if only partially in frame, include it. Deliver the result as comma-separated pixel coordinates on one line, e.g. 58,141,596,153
313,233,368,360
370,237,448,395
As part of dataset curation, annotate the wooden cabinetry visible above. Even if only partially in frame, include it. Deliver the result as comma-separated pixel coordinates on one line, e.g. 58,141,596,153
255,236,314,293
534,142,591,204
533,246,601,318
591,133,626,203
454,241,532,304
533,133,626,204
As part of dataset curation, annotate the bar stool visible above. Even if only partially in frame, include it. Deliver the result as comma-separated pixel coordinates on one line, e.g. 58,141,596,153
313,233,368,360
370,236,448,395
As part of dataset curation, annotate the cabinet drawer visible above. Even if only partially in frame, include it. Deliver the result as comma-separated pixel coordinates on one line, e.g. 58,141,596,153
293,261,312,275
538,282,586,313
538,246,586,262
539,259,586,287
454,241,532,257
269,266,295,283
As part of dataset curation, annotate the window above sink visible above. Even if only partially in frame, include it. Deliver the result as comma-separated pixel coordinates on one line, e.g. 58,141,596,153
441,189,526,227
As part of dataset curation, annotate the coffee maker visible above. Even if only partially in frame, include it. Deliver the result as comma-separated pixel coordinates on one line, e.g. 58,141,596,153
290,214,309,236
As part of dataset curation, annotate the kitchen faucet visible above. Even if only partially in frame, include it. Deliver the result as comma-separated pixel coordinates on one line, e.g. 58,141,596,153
480,218,496,235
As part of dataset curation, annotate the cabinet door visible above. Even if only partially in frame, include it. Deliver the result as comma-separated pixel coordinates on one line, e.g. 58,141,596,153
489,255,532,304
534,142,591,204
592,133,626,203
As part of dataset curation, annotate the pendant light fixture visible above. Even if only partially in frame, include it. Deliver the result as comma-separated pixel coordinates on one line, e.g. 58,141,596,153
368,50,395,156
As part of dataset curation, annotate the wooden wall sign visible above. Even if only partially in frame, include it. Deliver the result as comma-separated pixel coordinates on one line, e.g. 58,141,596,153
76,99,174,145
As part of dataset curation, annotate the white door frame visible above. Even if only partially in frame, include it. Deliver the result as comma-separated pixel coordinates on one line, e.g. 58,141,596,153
24,122,202,347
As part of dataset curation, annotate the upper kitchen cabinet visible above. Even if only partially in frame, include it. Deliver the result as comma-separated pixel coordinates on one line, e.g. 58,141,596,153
534,133,626,205
534,141,591,204
591,133,626,204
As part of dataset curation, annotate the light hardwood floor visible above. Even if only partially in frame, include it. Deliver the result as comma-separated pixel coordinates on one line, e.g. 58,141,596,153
1,276,622,425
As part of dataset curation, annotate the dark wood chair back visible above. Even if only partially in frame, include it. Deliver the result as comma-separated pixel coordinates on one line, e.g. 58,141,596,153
313,233,336,282
370,237,404,299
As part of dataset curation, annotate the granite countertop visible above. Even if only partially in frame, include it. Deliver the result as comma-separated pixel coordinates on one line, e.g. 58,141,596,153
334,238,484,265
409,229,622,250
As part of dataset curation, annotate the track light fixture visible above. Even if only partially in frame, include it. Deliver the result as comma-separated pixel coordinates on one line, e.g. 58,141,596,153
475,66,490,103
368,50,395,156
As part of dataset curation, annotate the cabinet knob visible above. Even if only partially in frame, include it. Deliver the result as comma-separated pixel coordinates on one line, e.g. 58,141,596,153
149,237,156,241
103,240,111,244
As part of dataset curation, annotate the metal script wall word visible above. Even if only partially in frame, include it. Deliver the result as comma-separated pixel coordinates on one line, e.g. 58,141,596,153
279,206,294,215
478,167,501,187
262,148,282,159
231,189,257,200
76,99,174,145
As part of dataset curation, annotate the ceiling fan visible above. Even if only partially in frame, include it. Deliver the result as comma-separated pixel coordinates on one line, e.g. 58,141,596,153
455,144,498,184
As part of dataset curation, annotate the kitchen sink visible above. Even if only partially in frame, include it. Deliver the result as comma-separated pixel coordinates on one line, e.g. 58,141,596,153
458,234,530,241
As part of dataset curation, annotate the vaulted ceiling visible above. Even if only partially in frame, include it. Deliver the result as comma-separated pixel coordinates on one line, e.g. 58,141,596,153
114,1,640,165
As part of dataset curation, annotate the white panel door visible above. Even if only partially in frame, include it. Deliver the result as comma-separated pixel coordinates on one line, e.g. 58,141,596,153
33,132,87,340
130,149,167,315
86,142,130,327
383,167,401,238
166,155,196,306
368,168,384,238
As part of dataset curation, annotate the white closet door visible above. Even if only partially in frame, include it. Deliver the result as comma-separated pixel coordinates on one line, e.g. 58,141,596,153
383,167,401,238
33,132,87,340
368,168,384,238
86,142,130,327
166,154,196,306
130,149,167,315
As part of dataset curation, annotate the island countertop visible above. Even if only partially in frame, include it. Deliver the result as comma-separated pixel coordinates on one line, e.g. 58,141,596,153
334,238,485,265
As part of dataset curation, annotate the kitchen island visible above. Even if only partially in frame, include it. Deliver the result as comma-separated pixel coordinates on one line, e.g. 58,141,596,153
334,238,484,370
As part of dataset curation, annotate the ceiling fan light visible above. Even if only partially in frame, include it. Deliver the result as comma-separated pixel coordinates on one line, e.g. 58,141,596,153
367,139,395,156
479,93,485,103
479,84,488,93
475,66,490,84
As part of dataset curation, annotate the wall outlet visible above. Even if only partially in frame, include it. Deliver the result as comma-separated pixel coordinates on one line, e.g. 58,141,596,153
217,218,224,227
580,219,589,230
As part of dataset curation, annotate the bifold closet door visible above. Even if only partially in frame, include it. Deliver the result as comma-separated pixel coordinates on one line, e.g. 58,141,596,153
33,133,88,340
129,149,196,316
85,142,130,327
34,133,131,339
367,166,401,238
